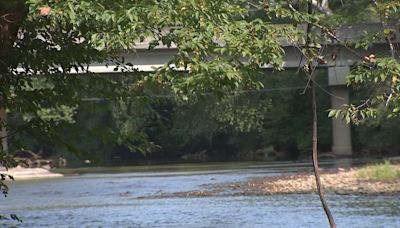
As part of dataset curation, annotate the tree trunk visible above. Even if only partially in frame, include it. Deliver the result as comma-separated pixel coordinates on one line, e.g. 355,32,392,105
305,0,336,226
0,1,26,153
311,78,336,228
0,98,7,153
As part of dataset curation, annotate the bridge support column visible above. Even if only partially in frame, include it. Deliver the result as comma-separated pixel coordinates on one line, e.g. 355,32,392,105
328,67,352,156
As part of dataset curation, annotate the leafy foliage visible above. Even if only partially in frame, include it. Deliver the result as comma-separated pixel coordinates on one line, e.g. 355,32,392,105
0,0,397,160
2,0,303,156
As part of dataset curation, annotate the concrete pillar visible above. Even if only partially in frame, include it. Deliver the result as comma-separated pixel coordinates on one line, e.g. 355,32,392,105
328,67,352,156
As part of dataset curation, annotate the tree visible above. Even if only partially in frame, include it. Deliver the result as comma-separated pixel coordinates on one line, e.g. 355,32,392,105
1,0,399,226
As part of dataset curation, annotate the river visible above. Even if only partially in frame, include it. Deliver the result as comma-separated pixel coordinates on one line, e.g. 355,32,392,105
1,161,399,227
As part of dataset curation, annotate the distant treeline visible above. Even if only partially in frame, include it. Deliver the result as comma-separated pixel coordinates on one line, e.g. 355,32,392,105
10,70,400,166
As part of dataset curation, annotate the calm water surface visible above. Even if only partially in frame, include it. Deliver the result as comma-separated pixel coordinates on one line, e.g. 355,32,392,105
1,161,399,227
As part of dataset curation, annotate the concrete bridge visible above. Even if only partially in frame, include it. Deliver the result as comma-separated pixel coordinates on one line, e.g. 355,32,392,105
87,23,400,157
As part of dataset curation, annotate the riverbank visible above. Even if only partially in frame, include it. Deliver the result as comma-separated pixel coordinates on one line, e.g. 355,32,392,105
1,166,63,180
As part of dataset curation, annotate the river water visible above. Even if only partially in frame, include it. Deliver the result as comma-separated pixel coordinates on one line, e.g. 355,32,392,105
1,161,399,227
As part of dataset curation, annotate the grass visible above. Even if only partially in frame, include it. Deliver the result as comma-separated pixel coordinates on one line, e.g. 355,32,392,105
356,160,400,181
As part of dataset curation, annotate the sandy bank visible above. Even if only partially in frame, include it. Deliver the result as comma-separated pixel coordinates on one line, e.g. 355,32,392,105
1,166,63,180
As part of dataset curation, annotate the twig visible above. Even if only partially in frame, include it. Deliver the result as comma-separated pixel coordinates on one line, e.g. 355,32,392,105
287,3,369,62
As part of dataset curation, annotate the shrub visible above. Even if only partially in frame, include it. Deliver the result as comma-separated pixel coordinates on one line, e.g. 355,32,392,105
356,160,400,181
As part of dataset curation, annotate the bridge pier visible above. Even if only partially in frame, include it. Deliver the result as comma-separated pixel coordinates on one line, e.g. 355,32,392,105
328,66,352,156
